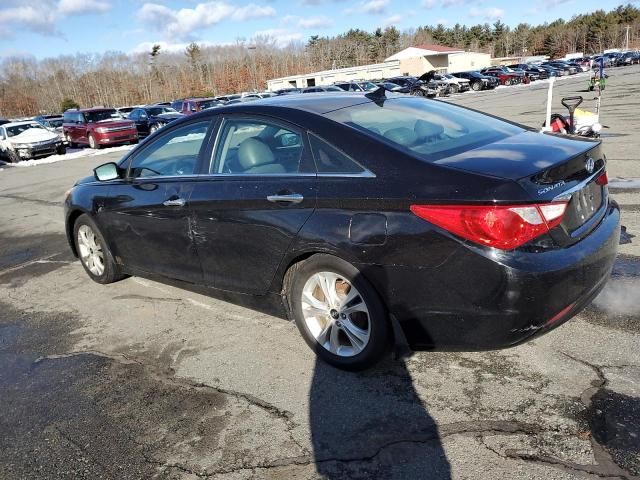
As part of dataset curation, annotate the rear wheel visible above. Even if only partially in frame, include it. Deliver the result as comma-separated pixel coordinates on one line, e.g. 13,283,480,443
73,214,126,284
288,254,390,370
88,134,101,149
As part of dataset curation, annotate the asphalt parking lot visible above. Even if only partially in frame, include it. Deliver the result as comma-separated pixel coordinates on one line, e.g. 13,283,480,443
1,67,639,480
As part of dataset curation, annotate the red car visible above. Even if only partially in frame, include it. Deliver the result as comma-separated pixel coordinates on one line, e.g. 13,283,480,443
63,108,138,149
178,98,223,115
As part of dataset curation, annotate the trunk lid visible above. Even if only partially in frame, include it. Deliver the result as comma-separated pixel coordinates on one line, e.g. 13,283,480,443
435,131,607,245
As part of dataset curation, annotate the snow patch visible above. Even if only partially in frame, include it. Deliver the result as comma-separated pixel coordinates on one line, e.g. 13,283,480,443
1,145,134,168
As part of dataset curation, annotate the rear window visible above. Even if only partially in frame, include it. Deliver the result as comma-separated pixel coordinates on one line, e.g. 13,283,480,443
324,97,524,162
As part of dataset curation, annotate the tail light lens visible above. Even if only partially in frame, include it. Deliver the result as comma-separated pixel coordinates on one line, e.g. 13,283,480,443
596,171,608,186
410,201,569,250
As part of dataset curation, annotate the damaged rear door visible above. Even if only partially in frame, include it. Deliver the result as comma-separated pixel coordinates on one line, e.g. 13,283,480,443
101,120,213,282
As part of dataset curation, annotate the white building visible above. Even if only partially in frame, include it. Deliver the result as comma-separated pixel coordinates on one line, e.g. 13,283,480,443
384,44,490,74
266,44,492,90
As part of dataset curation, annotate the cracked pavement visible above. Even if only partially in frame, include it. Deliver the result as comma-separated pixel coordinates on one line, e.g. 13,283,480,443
1,68,639,479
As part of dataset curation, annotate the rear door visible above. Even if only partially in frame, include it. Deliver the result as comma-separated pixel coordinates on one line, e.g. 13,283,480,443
101,119,213,282
189,115,317,294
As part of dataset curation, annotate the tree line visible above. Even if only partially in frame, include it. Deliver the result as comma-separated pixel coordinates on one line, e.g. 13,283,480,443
1,4,639,118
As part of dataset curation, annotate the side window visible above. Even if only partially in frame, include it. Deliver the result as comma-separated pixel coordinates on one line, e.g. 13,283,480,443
211,118,303,175
129,121,209,178
309,133,368,175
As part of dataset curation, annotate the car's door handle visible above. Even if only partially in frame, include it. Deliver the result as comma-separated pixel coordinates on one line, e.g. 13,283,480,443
267,193,304,204
163,198,186,207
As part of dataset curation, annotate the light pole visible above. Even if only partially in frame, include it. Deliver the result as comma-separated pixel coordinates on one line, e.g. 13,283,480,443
246,45,257,92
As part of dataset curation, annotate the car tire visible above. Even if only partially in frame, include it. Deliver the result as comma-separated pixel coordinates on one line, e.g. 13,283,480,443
504,79,512,86
149,124,160,134
73,213,126,284
56,145,67,155
449,84,459,94
5,150,20,163
288,254,390,370
471,81,482,91
88,134,101,149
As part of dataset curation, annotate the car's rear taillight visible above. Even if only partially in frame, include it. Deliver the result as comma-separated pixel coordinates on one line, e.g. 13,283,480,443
410,202,569,250
596,171,608,186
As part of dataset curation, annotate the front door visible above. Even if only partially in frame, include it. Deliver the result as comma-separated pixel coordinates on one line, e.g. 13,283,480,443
102,119,212,282
190,115,316,294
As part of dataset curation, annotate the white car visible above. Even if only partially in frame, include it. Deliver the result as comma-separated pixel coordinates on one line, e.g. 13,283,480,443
0,121,66,163
432,73,471,93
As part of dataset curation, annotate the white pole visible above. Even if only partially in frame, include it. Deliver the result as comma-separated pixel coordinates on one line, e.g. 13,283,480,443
541,76,555,132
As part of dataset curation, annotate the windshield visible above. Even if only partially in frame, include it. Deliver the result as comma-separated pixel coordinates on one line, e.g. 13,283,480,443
6,123,45,137
358,82,378,91
197,100,220,109
147,107,179,116
45,119,63,128
85,110,121,123
325,97,524,162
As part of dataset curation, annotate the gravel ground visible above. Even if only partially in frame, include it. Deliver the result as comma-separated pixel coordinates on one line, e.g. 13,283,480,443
0,66,638,480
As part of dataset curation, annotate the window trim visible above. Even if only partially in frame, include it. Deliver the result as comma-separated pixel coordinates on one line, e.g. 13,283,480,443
124,119,213,180
307,132,376,178
209,114,314,177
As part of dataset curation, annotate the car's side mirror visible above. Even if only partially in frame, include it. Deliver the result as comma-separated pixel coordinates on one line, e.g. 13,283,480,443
94,162,120,181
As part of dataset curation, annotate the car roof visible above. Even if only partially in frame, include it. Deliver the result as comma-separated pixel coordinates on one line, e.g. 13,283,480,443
2,121,43,128
69,107,116,112
192,92,380,115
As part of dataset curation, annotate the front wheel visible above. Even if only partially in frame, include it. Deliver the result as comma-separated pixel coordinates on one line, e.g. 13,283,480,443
504,79,512,86
56,145,67,155
471,81,482,91
88,134,101,149
149,124,160,134
288,254,390,370
449,84,459,94
73,214,126,284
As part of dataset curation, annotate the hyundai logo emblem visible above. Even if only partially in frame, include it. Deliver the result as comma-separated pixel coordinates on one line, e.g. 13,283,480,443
585,157,595,174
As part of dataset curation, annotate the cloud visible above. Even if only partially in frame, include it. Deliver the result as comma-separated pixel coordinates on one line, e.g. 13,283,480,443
283,14,333,29
58,0,111,14
0,0,111,38
362,0,389,14
137,2,277,40
469,6,504,20
252,28,303,47
0,5,60,37
383,14,402,27
423,0,469,7
231,4,276,21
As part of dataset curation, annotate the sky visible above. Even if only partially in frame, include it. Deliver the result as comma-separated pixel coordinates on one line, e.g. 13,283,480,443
0,0,630,59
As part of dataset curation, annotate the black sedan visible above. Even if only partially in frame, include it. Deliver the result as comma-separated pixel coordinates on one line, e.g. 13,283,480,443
64,91,620,370
128,105,183,137
451,71,499,91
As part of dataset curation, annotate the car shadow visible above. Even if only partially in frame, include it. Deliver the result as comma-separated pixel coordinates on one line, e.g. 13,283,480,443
309,359,451,479
308,267,451,479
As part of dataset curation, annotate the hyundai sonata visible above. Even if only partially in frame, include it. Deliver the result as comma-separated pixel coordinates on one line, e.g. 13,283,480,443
64,91,620,370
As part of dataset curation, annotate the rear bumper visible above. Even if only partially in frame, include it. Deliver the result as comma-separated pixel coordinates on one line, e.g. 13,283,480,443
362,201,620,351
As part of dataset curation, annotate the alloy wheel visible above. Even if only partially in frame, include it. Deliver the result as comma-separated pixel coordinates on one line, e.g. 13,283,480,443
77,224,105,276
301,272,370,357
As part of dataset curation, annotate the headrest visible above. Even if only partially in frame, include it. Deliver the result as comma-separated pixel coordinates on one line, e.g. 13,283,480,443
238,138,274,170
415,119,444,139
384,127,418,147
